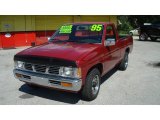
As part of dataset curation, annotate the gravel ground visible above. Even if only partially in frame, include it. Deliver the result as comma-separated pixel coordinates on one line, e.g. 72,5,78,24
0,37,160,105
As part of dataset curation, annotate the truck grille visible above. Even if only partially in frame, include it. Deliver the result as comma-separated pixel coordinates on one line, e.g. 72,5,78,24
48,66,60,74
24,63,60,75
34,64,47,73
24,63,33,71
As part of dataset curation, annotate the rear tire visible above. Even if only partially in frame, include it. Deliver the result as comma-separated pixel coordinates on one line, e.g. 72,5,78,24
139,33,148,41
81,68,101,101
119,52,129,71
150,37,157,41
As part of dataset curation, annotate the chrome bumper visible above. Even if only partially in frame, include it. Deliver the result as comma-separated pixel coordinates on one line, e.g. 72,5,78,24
13,69,82,92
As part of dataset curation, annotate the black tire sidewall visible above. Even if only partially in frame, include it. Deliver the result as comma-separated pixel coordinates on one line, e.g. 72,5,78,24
150,37,157,41
139,33,148,41
119,52,129,71
81,68,101,101
124,53,129,69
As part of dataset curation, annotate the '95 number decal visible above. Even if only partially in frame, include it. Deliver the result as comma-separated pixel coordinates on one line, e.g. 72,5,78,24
91,24,102,31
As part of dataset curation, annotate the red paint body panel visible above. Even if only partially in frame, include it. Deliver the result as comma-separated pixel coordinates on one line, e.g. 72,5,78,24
15,22,133,88
17,42,102,61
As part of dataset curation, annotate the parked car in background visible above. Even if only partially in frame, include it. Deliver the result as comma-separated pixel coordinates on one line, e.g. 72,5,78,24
139,23,160,41
13,22,133,101
129,28,140,36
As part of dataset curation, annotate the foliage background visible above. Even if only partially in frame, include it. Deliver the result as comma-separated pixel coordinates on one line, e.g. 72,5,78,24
117,15,160,34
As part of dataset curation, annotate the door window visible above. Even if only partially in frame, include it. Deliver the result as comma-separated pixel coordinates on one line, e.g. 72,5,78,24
105,25,116,41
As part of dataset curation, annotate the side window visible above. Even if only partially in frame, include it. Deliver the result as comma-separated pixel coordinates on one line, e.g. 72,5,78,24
105,25,116,41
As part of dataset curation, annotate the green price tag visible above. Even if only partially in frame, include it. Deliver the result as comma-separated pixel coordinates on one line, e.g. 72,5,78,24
90,24,102,31
59,25,73,33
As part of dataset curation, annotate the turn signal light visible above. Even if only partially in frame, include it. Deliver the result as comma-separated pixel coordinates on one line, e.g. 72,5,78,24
61,82,72,87
77,68,82,78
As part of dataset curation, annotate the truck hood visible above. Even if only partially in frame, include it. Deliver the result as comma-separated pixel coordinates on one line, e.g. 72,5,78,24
17,42,101,61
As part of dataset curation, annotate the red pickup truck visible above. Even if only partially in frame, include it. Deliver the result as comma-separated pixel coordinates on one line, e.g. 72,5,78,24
14,22,133,101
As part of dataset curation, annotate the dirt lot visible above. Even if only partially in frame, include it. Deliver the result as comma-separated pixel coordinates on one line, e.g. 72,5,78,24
0,37,160,105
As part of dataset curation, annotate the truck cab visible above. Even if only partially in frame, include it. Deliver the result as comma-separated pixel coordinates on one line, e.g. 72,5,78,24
14,22,133,101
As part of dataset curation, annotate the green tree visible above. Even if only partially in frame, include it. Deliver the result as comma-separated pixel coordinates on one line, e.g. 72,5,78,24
117,15,160,34
117,16,133,34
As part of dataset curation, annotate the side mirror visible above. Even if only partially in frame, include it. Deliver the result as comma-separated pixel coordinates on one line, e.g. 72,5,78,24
105,38,115,46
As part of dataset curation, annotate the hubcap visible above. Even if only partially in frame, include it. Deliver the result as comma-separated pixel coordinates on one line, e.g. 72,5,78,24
140,34,146,40
92,75,100,95
124,55,128,68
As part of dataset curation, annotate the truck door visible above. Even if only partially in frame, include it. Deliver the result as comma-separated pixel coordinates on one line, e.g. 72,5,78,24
103,25,120,73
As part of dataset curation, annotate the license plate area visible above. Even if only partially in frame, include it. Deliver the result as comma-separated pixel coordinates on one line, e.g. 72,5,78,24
31,76,48,86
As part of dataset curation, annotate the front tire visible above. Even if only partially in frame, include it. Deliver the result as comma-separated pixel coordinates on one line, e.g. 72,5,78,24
119,52,129,71
81,68,101,101
150,37,157,41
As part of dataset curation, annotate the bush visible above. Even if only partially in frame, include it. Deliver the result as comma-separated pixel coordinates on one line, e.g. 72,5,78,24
117,16,133,35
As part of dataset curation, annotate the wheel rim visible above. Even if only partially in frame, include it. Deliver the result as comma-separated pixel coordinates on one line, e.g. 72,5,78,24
92,75,100,95
124,55,128,68
140,34,146,40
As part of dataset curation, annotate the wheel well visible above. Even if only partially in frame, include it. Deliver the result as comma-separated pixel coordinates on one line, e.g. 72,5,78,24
87,63,103,76
141,32,148,37
126,48,130,53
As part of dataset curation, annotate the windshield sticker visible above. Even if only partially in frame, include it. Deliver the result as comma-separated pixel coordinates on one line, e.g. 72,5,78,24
59,25,73,33
90,24,103,31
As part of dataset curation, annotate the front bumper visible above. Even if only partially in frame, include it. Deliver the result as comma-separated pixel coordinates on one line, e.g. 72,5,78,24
13,69,82,92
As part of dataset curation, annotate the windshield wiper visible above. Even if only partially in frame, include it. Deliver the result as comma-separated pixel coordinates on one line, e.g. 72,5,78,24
50,39,96,44
67,40,95,44
49,39,61,41
66,40,86,43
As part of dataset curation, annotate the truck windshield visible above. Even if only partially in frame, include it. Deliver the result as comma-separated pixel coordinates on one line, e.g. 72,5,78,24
50,24,104,43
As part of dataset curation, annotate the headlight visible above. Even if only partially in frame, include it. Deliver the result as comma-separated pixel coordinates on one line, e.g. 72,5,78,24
14,61,24,69
59,67,81,78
